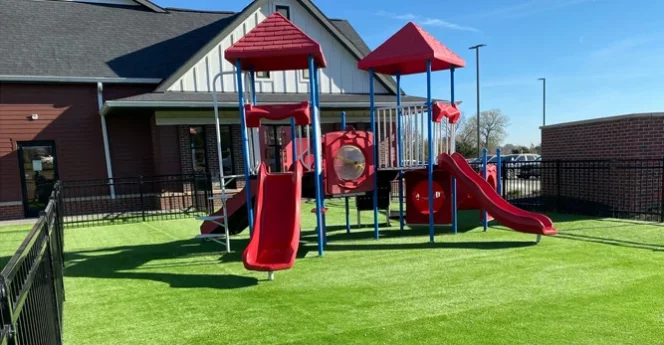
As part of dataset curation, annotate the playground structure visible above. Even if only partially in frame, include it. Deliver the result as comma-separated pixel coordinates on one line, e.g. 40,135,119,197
197,14,557,280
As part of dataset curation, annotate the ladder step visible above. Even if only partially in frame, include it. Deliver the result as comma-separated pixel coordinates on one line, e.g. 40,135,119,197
209,195,234,200
196,234,228,239
195,215,226,221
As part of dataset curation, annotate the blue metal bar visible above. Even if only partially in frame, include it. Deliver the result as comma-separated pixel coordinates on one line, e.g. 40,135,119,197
450,67,457,235
236,60,254,234
369,69,379,239
309,56,324,256
426,60,435,242
341,111,351,234
313,69,327,244
396,72,404,232
496,148,502,196
482,147,488,232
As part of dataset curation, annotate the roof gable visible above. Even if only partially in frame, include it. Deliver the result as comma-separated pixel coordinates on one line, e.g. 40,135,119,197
156,0,397,94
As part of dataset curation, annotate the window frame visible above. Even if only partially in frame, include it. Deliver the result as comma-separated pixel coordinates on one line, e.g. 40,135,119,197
275,5,291,20
255,71,271,79
189,126,208,174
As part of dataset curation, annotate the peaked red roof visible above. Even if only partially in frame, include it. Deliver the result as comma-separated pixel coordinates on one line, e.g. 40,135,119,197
358,22,465,75
225,12,326,71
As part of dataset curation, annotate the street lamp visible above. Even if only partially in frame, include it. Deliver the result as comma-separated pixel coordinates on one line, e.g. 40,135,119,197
469,44,486,157
538,78,546,126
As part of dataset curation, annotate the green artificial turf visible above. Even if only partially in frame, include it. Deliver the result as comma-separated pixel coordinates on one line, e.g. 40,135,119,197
42,200,664,344
0,224,34,269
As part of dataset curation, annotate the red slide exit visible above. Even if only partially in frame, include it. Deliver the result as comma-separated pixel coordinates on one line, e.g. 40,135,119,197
243,162,303,273
438,153,557,236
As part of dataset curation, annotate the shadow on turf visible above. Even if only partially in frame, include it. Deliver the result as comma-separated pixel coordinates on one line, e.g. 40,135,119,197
65,239,258,289
543,214,664,252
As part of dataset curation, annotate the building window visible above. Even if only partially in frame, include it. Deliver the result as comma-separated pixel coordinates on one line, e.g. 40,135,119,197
255,71,270,79
276,5,290,20
218,126,234,177
190,126,207,173
301,69,310,80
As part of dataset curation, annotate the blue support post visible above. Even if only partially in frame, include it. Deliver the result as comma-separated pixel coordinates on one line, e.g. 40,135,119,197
450,67,458,235
341,111,351,234
496,148,503,196
426,60,435,242
312,68,326,244
369,69,379,239
236,60,254,234
482,148,488,232
309,56,324,256
396,72,404,232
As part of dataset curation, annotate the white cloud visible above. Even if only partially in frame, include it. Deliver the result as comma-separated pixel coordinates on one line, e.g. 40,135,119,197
467,0,595,20
375,11,479,32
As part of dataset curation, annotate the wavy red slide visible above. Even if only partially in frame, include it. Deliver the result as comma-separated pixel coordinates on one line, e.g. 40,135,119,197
438,153,557,236
243,162,303,274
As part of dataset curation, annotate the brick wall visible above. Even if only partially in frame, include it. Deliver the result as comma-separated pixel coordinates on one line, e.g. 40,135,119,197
542,113,664,160
541,113,664,219
0,203,23,220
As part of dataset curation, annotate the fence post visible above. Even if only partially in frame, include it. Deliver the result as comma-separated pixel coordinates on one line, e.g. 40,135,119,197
139,176,146,221
556,160,561,213
661,156,664,223
193,173,199,212
501,161,507,199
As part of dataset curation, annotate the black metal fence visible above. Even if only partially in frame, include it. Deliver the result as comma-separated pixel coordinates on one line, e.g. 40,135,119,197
1,183,65,345
502,159,664,222
60,172,230,228
392,159,664,222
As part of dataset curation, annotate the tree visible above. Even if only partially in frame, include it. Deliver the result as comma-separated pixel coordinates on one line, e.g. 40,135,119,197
456,109,509,156
478,109,509,152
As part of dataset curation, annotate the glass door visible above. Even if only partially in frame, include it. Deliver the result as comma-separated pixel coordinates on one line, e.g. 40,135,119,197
18,141,58,218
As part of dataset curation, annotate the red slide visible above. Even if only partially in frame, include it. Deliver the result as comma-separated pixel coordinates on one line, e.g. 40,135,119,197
200,180,257,236
438,153,557,236
243,162,303,273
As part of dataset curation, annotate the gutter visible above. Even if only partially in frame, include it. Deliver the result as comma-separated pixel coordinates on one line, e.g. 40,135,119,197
0,75,162,84
97,83,116,199
101,100,447,114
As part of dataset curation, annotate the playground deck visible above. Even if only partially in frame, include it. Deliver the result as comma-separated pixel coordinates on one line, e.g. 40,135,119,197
3,202,663,344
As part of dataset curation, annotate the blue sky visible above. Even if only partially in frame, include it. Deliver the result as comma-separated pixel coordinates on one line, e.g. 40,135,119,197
157,0,663,146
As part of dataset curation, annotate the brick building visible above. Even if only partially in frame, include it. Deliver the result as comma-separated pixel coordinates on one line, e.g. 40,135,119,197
0,0,426,220
541,112,664,220
541,112,664,160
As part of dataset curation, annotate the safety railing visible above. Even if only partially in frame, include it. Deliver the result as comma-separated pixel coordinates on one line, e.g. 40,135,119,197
1,183,65,345
375,103,454,170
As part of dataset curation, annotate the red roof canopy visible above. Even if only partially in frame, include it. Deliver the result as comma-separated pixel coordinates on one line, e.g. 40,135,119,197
225,12,326,71
358,22,465,75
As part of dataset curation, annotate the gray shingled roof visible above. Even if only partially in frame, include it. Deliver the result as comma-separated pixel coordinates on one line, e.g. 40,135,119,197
0,0,383,83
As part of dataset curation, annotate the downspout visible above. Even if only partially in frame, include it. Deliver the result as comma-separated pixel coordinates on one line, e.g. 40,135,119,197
97,82,116,199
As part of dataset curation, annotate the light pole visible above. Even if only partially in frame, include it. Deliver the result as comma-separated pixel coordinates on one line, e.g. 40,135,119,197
538,78,546,126
469,44,486,157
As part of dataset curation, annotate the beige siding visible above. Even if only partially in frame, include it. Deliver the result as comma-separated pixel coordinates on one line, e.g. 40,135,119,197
167,0,389,95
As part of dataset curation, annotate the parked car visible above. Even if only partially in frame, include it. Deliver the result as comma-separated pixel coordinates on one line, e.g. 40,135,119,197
499,154,539,179
518,156,541,179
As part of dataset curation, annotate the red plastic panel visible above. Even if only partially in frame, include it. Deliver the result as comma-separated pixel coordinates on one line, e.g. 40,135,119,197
358,22,465,75
323,129,375,195
225,12,327,71
405,169,451,225
245,102,311,128
432,102,460,124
